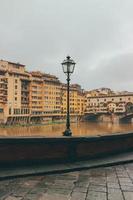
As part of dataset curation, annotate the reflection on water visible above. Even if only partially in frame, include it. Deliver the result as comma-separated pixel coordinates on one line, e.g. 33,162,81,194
0,122,133,137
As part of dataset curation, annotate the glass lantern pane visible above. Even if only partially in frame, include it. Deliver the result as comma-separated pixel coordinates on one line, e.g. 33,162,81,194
62,65,67,73
71,65,75,73
67,64,70,73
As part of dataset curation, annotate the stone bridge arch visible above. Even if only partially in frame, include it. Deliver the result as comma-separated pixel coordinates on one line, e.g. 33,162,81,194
125,102,133,114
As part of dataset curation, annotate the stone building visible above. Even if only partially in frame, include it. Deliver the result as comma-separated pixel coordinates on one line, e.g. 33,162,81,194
85,93,133,114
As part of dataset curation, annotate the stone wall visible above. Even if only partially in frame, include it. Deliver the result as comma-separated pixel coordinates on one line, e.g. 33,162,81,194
0,132,133,166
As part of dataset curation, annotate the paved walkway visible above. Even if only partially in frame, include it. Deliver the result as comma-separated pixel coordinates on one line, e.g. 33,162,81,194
1,151,133,179
1,162,133,199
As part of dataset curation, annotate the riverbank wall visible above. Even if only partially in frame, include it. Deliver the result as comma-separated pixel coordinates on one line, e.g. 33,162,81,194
83,113,133,123
0,132,133,166
3,115,80,126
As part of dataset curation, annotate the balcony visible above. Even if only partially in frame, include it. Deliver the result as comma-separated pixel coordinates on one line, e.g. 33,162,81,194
21,88,29,92
0,87,8,91
0,97,7,103
0,81,7,85
20,77,30,81
0,92,7,97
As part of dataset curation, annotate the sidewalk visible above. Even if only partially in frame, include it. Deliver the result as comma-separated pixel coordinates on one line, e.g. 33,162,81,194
1,151,133,180
1,158,133,199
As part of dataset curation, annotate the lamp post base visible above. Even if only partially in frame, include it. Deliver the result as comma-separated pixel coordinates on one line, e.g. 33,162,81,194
63,129,72,136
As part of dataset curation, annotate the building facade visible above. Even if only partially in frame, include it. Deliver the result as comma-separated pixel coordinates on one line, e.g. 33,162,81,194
85,93,133,115
61,84,85,117
0,60,31,124
1,59,133,125
0,59,85,124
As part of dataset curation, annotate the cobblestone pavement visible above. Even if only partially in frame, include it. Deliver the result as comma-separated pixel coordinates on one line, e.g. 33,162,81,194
1,163,133,200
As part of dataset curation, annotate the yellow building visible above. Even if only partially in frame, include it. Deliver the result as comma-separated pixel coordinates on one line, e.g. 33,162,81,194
61,84,85,117
0,59,85,125
43,73,61,115
0,75,8,123
30,71,44,116
0,60,30,124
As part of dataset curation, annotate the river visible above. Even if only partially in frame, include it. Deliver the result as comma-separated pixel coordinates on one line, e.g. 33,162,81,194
0,122,133,137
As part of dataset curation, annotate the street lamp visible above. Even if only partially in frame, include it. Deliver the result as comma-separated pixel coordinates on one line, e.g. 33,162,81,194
61,56,76,136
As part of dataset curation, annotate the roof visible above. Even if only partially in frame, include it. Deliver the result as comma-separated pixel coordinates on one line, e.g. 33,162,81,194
8,61,25,67
87,93,133,98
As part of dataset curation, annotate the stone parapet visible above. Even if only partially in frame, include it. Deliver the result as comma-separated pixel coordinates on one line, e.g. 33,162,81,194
0,132,133,166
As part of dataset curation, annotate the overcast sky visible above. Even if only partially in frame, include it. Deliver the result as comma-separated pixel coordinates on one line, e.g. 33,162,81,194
0,0,133,91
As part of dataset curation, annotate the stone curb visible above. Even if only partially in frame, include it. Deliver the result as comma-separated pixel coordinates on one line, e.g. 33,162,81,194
0,151,133,180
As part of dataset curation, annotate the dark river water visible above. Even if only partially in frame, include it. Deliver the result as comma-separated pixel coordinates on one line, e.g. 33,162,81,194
0,122,133,137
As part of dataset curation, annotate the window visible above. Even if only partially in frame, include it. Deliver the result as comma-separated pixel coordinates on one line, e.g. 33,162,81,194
9,108,11,115
15,97,17,101
0,108,3,113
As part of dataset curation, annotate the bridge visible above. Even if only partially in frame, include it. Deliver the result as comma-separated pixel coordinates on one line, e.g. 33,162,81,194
119,113,133,122
84,101,133,123
84,111,133,123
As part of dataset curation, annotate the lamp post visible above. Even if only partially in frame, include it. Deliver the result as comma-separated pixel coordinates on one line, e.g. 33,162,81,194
62,56,76,136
